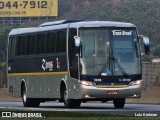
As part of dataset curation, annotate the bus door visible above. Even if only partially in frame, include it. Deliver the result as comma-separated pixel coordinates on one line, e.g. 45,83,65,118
68,29,79,79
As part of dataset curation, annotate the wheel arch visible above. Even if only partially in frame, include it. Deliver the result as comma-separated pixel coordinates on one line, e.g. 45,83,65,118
60,78,67,99
21,79,26,97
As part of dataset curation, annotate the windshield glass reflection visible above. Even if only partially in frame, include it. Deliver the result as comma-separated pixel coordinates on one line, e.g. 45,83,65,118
80,28,141,76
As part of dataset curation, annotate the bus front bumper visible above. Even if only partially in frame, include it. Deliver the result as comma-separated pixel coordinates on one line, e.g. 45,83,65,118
79,84,142,99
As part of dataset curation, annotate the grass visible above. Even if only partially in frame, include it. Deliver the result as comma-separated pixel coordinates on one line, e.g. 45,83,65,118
0,116,159,119
0,62,5,67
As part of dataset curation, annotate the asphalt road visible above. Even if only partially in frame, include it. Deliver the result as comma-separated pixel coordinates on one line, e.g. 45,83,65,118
0,102,160,117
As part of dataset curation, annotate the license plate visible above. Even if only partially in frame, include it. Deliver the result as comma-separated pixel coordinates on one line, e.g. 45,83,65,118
107,91,118,95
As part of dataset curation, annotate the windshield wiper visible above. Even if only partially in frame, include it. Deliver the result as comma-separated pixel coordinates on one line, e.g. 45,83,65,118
98,56,128,77
98,57,110,76
112,56,128,77
110,44,128,77
98,46,128,77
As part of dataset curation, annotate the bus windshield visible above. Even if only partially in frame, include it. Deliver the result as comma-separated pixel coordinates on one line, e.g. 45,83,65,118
80,28,141,76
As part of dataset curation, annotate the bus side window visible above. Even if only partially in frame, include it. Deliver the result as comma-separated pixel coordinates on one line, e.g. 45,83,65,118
16,36,27,56
46,32,56,54
22,36,27,55
37,34,41,54
36,34,46,54
26,35,37,55
41,34,46,54
9,37,16,57
57,30,66,53
26,35,32,55
16,36,21,56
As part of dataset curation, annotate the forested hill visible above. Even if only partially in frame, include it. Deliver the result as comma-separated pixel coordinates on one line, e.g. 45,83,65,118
59,0,160,58
0,0,160,65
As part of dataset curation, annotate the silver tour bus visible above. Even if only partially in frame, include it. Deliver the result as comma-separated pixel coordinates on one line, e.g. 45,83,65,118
8,20,150,108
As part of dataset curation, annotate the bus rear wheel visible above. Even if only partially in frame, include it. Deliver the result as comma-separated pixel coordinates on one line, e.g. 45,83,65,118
63,89,81,108
113,98,125,109
21,85,40,107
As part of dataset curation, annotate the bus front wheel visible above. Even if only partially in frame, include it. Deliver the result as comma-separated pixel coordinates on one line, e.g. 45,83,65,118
63,89,81,108
113,98,125,109
21,85,40,107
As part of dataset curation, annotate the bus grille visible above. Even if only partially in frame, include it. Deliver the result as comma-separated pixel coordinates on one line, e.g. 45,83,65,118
96,85,129,88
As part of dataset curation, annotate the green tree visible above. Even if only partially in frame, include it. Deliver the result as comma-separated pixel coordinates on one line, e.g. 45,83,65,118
0,27,11,66
58,0,160,60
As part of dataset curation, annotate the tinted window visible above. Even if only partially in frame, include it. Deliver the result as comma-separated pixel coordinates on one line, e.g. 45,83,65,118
9,37,16,57
36,34,46,54
16,36,27,56
46,32,57,54
57,30,66,52
26,35,37,55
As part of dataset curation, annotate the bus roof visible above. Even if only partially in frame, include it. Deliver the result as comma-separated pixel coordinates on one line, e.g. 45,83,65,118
9,20,136,36
69,20,136,28
39,19,95,27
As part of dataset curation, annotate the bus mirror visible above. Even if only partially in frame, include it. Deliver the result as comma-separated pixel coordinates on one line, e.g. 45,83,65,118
139,35,150,54
74,36,81,56
74,36,81,47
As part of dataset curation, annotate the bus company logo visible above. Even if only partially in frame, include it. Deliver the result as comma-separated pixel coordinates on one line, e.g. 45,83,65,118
42,59,53,71
112,30,132,36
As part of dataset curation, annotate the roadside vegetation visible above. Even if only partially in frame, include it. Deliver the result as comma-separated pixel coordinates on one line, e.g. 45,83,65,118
0,27,11,69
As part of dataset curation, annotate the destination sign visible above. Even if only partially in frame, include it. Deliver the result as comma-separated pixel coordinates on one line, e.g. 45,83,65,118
112,30,132,36
0,0,58,17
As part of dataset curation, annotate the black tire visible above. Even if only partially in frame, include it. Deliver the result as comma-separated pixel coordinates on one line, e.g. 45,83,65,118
63,88,81,108
22,85,40,107
113,98,125,109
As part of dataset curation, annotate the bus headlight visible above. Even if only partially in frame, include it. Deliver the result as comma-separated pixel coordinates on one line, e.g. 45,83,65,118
80,81,95,86
129,80,142,86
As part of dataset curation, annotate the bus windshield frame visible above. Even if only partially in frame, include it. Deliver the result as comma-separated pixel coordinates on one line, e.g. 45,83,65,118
79,27,141,77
